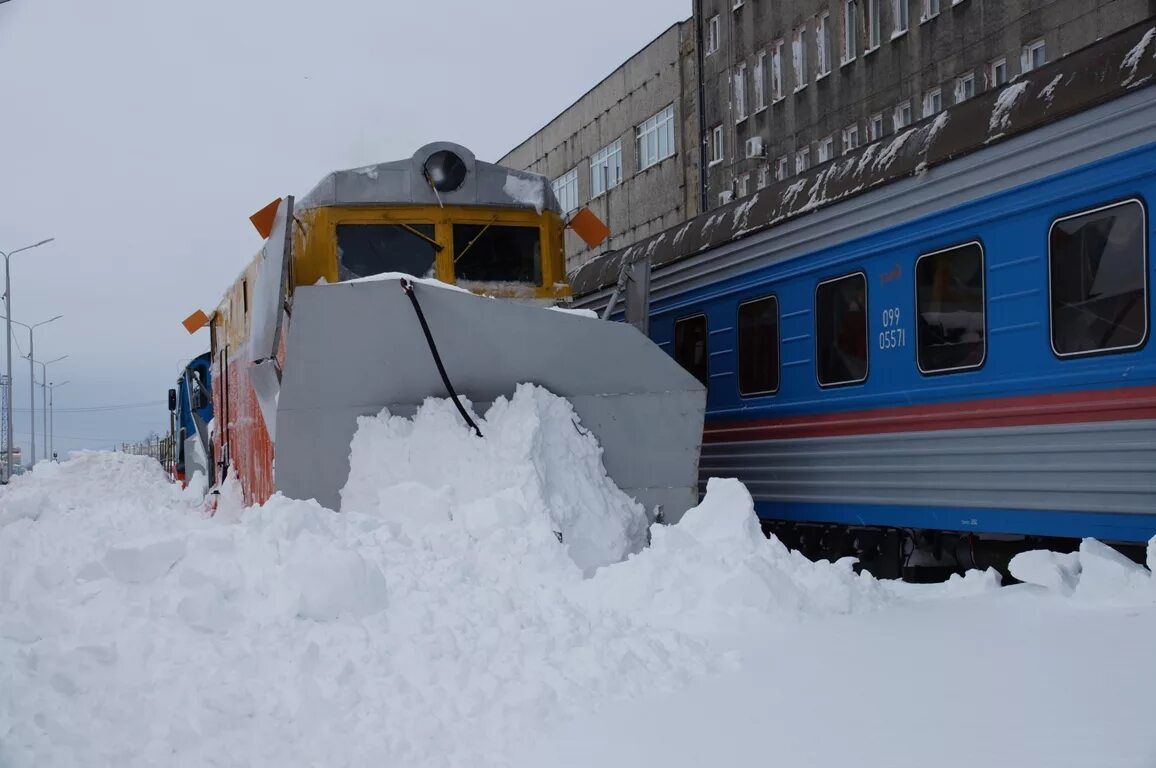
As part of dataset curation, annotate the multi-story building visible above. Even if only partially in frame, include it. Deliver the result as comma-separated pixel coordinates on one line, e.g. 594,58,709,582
500,21,701,274
698,0,1155,209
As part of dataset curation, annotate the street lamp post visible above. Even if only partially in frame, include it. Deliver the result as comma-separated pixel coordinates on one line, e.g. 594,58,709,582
2,313,63,467
2,238,54,479
49,380,69,461
31,355,67,460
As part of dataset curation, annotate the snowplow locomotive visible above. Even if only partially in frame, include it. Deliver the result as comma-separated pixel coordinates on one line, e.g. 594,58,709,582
187,142,706,518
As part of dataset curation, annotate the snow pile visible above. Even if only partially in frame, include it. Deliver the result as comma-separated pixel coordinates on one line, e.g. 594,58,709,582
1010,537,1155,602
0,450,196,529
0,388,892,768
502,173,545,214
589,478,890,634
10,387,1149,767
340,384,649,575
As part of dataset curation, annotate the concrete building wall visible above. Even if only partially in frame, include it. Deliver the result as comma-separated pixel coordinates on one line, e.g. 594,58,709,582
500,21,701,274
698,0,1155,209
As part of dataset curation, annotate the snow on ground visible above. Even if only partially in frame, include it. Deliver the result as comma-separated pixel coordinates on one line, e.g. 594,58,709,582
2,386,1155,767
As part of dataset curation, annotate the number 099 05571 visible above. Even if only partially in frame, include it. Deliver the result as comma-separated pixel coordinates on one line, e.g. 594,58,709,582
878,307,906,350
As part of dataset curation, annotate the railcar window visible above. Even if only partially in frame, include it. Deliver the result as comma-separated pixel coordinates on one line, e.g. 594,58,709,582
336,224,438,281
916,242,985,373
815,273,868,386
453,224,541,284
737,296,780,395
674,314,710,386
1050,200,1148,356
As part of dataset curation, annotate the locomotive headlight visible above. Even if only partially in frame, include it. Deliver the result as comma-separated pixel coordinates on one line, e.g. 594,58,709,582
423,150,467,193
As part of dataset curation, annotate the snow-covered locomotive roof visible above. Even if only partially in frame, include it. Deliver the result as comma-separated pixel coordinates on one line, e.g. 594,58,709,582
298,141,561,214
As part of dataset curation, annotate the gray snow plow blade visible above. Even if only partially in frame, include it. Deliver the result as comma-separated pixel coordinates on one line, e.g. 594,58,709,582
275,278,707,520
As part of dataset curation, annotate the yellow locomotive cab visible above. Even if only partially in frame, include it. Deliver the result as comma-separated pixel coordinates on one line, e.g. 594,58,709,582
291,203,570,301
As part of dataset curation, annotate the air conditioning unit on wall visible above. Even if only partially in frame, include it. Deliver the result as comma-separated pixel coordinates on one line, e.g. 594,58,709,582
745,136,766,158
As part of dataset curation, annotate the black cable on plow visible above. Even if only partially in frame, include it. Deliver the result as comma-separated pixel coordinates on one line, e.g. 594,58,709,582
400,278,483,438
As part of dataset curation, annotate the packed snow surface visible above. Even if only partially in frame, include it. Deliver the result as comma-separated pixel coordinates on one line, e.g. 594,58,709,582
2,386,1155,767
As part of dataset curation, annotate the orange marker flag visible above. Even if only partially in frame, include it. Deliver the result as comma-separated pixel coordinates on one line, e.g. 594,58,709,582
182,310,210,334
249,198,282,239
569,207,610,249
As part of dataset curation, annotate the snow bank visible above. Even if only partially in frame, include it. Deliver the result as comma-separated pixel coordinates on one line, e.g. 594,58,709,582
1010,537,1155,602
340,383,649,575
588,478,889,634
7,392,1148,768
1,389,890,767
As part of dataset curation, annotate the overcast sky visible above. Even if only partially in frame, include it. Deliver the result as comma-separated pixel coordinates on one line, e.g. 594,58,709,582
0,0,688,461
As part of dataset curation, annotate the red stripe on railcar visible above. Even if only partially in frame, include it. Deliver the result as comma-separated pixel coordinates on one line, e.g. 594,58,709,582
704,384,1156,442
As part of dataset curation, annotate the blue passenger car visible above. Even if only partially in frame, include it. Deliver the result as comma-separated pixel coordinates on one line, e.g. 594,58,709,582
572,23,1156,575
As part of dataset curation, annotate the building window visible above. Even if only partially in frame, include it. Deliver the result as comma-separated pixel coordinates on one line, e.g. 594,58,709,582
1022,38,1046,73
864,0,881,50
796,147,810,172
771,40,785,100
843,124,859,152
894,101,912,129
923,87,942,117
818,136,834,163
710,124,724,165
816,272,869,386
776,155,789,180
754,51,767,111
868,113,884,140
921,0,940,20
737,173,750,197
842,0,857,63
757,164,771,189
792,26,807,90
989,57,1008,88
1049,199,1148,357
706,15,720,54
817,12,831,77
637,104,676,172
674,314,710,385
551,167,579,214
590,139,622,196
954,72,975,103
737,296,780,396
893,0,909,34
734,63,748,121
916,242,985,373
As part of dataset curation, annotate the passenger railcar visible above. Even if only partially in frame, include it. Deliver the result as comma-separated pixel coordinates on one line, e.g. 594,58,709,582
573,22,1156,575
